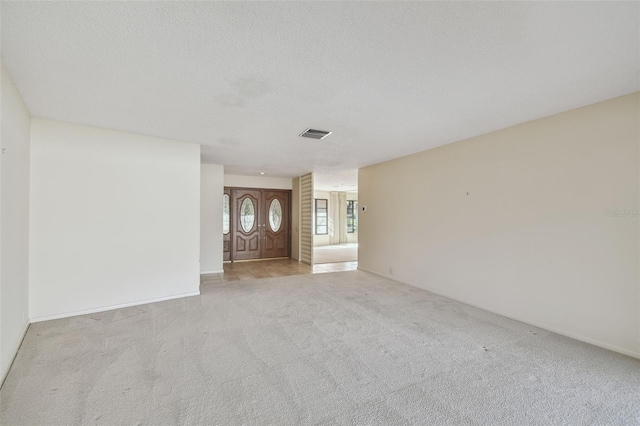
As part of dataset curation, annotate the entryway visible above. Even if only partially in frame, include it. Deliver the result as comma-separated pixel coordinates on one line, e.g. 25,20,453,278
311,171,358,265
224,187,291,261
201,258,357,285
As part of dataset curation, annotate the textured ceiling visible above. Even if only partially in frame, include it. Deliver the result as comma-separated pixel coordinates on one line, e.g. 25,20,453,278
314,170,359,193
2,2,638,177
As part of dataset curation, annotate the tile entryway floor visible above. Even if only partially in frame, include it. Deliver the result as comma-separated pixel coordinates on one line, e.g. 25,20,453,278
201,259,358,283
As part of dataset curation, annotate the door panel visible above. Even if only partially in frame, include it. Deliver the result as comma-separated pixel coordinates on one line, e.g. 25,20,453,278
233,189,262,260
263,191,289,258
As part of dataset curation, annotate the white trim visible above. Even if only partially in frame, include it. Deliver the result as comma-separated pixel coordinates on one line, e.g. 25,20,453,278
200,269,224,274
357,267,640,360
29,291,201,323
0,321,30,389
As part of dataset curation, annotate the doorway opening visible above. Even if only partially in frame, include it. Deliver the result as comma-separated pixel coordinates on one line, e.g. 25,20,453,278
223,187,291,262
311,171,358,265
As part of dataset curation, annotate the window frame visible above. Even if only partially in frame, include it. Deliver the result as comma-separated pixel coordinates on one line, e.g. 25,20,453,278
347,200,358,233
315,198,328,235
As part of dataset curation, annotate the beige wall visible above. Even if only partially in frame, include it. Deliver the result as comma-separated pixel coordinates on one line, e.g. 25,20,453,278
1,62,31,383
359,93,639,358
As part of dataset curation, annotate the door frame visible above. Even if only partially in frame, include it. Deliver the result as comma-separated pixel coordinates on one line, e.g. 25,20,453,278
226,187,292,262
223,188,232,261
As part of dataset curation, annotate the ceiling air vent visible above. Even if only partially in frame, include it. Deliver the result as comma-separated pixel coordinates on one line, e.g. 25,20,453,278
300,128,332,139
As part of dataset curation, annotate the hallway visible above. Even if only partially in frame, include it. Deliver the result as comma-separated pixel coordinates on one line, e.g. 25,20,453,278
313,243,358,264
201,259,358,284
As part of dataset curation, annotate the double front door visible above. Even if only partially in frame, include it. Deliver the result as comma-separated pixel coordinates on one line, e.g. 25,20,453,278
223,187,290,261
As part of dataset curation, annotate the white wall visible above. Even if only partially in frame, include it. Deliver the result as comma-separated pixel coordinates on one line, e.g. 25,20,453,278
224,174,292,190
359,93,640,358
29,119,201,321
0,62,31,383
201,164,224,273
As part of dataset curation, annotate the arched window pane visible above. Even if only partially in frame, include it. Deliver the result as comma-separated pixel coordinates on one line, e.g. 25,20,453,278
240,198,255,233
269,199,282,232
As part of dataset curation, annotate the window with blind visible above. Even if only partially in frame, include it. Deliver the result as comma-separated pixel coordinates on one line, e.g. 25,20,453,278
315,199,328,235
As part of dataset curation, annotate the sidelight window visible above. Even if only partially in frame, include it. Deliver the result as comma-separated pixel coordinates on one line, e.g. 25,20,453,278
223,194,230,235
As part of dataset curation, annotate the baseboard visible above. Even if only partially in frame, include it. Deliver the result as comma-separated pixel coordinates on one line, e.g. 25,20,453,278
357,266,640,360
30,291,201,323
0,321,30,389
200,269,224,274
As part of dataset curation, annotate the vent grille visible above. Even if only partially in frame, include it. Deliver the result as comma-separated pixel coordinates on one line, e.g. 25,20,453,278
300,128,332,139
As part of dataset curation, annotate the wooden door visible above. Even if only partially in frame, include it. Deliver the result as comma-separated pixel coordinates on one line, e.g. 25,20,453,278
233,189,262,260
230,188,291,261
263,190,290,258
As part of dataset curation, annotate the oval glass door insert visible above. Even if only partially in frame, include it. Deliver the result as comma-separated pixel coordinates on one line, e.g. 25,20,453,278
269,199,282,232
223,194,230,235
240,198,255,233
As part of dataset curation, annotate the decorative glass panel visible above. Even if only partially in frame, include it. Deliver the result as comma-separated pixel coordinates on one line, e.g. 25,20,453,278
223,194,230,235
269,199,282,232
240,198,255,233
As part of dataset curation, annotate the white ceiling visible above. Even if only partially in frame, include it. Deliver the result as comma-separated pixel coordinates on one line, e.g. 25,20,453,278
314,170,359,193
2,2,638,178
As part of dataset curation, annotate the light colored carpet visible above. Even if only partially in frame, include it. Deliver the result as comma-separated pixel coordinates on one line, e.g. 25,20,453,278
1,271,639,425
313,243,358,264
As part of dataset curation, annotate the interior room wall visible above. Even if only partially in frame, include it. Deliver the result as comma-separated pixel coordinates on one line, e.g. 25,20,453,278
0,62,31,383
359,93,640,358
29,119,201,321
224,174,292,190
201,164,224,273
